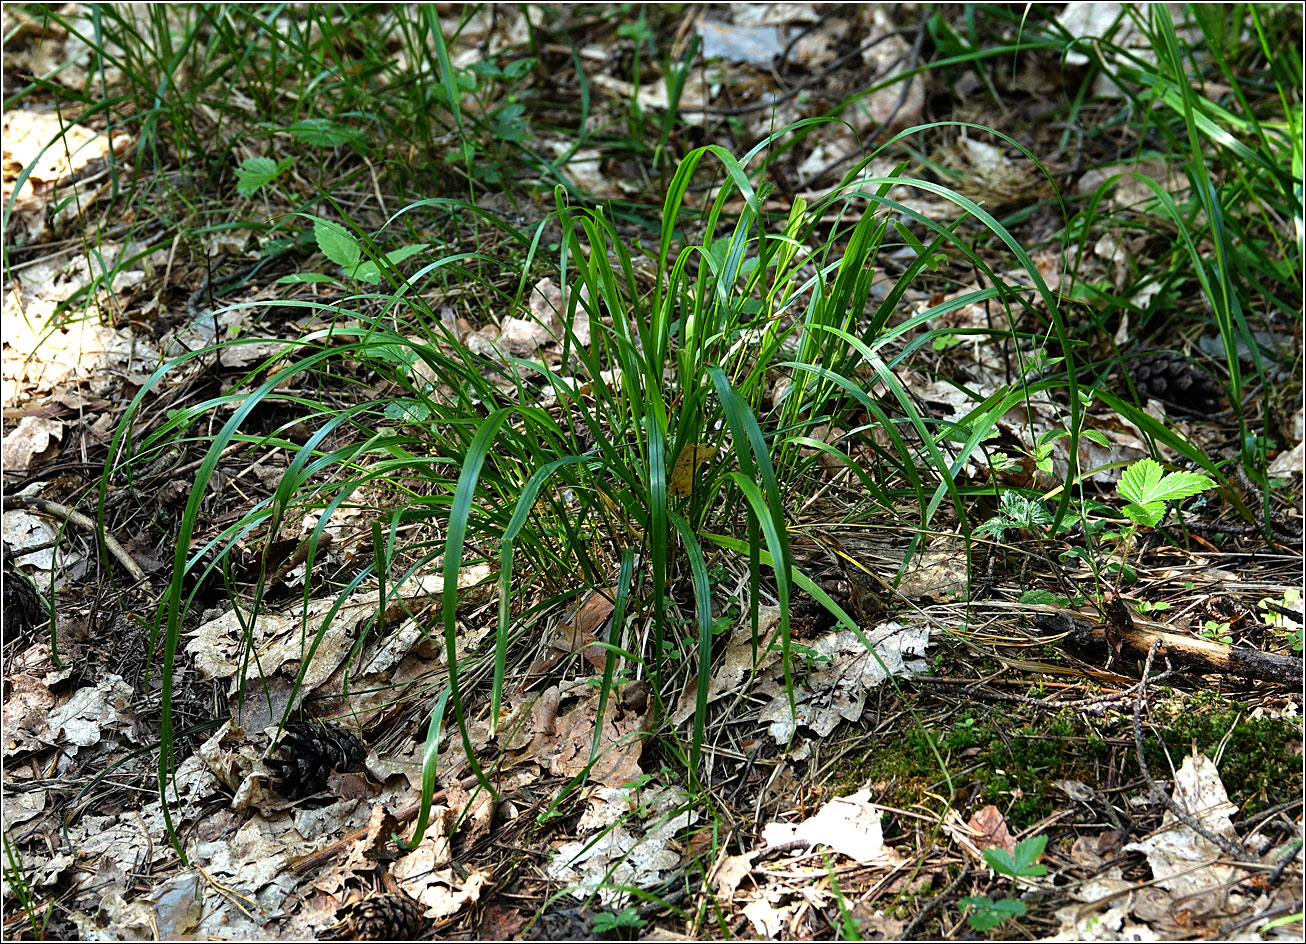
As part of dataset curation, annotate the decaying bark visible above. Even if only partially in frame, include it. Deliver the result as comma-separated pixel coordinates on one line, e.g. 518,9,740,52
1036,610,1302,685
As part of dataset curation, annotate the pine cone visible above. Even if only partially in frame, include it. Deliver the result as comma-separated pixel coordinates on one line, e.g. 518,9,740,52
265,722,366,799
2,569,44,641
1127,351,1223,413
321,890,428,941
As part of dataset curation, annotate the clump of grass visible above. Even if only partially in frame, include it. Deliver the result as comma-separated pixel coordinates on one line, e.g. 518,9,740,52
2,833,50,938
104,114,1096,855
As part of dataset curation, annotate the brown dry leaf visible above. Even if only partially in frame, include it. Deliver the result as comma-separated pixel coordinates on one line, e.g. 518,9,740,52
303,804,406,899
37,675,136,758
0,671,59,760
537,680,653,788
1123,753,1240,917
528,277,566,335
668,442,717,497
391,809,456,882
588,72,711,121
442,780,497,858
1058,3,1201,98
846,909,906,940
477,902,528,940
545,783,698,908
401,866,489,921
1,415,62,470
711,850,759,903
1,110,129,203
756,622,932,743
496,314,556,356
895,540,969,603
967,804,1016,856
743,896,792,939
537,586,616,672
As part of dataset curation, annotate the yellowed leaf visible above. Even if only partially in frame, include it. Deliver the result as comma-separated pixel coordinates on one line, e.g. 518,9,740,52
668,443,717,497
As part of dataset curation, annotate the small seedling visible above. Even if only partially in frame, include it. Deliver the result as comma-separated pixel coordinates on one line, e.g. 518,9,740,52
1202,619,1233,645
1259,589,1304,652
1134,600,1172,614
976,491,1052,540
592,908,646,936
958,894,1027,931
958,834,1048,932
984,834,1049,878
1109,458,1215,589
280,215,428,286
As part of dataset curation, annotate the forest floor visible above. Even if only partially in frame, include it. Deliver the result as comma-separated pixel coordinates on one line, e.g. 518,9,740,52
2,4,1302,941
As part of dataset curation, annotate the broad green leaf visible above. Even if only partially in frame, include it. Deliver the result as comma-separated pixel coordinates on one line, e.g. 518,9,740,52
1117,458,1214,526
1122,501,1165,527
983,833,1047,877
286,118,364,148
349,262,381,284
383,243,429,265
959,896,1026,931
349,243,429,284
314,218,361,268
1146,470,1215,503
1011,834,1049,875
234,156,292,197
1118,458,1165,506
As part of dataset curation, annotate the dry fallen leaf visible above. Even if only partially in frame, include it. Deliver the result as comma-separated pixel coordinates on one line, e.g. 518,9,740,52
668,442,717,497
526,586,617,675
761,785,894,864
0,415,62,470
967,804,1016,856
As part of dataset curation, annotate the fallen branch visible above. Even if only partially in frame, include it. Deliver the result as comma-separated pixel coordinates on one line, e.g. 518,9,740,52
3,495,145,584
1036,609,1302,686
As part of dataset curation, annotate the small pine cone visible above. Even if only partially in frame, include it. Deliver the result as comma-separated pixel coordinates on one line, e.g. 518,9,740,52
1127,351,1223,413
321,891,428,941
2,570,45,641
265,722,366,799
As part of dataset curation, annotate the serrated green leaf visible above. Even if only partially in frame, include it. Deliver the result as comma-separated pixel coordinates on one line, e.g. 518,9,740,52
1118,458,1214,509
959,896,1026,931
384,243,428,265
1117,458,1165,506
346,244,428,284
314,218,360,268
347,260,382,284
1011,834,1049,875
1122,500,1164,527
1147,470,1215,504
234,156,292,197
983,833,1048,878
384,398,431,423
983,847,1019,876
